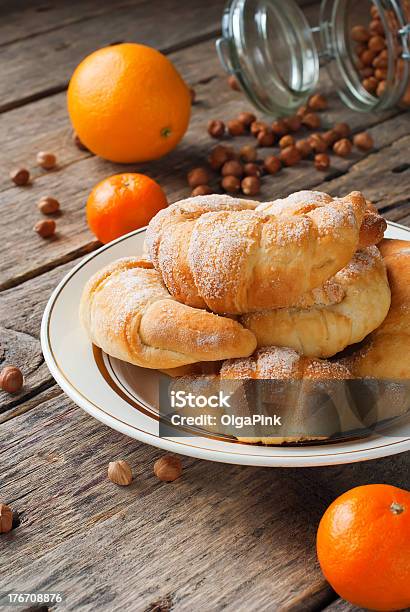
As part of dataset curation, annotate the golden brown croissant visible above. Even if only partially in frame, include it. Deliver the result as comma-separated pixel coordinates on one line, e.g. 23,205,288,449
79,257,256,370
241,246,391,358
146,191,369,314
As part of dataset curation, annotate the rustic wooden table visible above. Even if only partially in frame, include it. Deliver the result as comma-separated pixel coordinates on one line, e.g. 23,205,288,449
0,1,409,610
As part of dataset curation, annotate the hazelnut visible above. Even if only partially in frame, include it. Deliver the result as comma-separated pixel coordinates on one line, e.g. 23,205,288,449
250,121,269,136
73,132,89,151
108,460,133,486
36,151,57,170
221,175,240,193
359,67,374,78
283,115,302,132
34,219,56,238
37,196,60,215
0,366,23,394
208,144,234,169
227,119,245,136
227,75,240,91
370,5,380,18
376,80,387,96
208,120,225,139
271,119,288,135
296,105,308,118
221,160,244,178
302,112,321,129
355,43,367,57
314,153,330,171
308,133,327,153
373,50,388,68
10,168,30,186
368,35,386,52
192,185,213,196
322,129,339,146
279,145,301,166
154,455,182,482
237,111,256,128
241,176,260,196
361,49,377,66
351,25,370,42
187,167,210,187
239,145,257,162
353,131,374,151
362,76,378,92
257,129,275,147
333,138,352,157
279,134,295,149
295,139,312,159
244,162,262,177
0,504,13,534
369,19,384,36
264,155,281,175
308,93,328,111
375,67,387,80
334,122,351,138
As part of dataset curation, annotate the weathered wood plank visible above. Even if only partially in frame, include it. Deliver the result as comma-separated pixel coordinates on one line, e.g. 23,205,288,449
0,0,226,113
0,389,408,611
323,600,367,611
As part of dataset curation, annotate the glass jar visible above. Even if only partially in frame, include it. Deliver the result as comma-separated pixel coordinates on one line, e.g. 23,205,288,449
216,0,410,116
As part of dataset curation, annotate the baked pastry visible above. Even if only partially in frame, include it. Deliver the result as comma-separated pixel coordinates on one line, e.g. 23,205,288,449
241,246,391,358
80,257,256,370
146,191,369,314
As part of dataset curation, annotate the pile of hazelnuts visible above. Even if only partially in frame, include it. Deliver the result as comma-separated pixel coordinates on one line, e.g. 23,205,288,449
187,89,374,197
352,4,400,98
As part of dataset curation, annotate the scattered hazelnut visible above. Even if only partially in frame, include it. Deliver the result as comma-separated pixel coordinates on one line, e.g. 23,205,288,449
227,75,240,91
221,160,244,178
308,133,327,153
154,455,182,482
0,366,23,394
295,139,312,159
333,122,351,138
187,167,210,187
333,138,352,157
37,196,60,215
241,176,260,196
362,76,378,92
10,168,30,186
302,112,321,129
33,219,56,238
351,25,370,42
279,145,301,166
322,129,339,146
308,93,328,111
73,132,89,151
271,119,288,135
237,111,257,128
353,131,374,151
36,151,57,170
239,145,257,162
368,35,386,52
227,119,245,137
250,120,269,136
283,115,302,132
279,134,295,149
376,80,387,96
257,128,275,147
108,460,133,486
192,185,213,196
221,175,241,193
0,504,13,534
244,162,262,177
314,153,330,171
208,119,225,139
208,144,234,169
264,155,281,175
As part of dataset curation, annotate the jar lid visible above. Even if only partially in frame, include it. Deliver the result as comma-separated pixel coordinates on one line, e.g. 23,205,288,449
216,0,320,116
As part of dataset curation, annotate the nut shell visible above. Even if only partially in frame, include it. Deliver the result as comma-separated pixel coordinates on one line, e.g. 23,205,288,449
0,366,23,394
38,196,60,215
34,219,56,238
108,460,133,486
0,504,13,534
37,151,57,170
154,455,182,482
10,168,30,186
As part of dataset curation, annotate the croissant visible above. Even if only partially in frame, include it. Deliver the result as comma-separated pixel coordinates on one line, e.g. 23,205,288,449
241,246,391,358
79,257,256,370
146,191,370,314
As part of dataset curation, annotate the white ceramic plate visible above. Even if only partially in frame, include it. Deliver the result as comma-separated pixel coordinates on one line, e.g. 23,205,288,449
41,222,410,467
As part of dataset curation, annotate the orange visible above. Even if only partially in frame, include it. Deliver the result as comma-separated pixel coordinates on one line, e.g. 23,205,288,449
86,173,167,243
67,43,191,163
317,484,410,611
